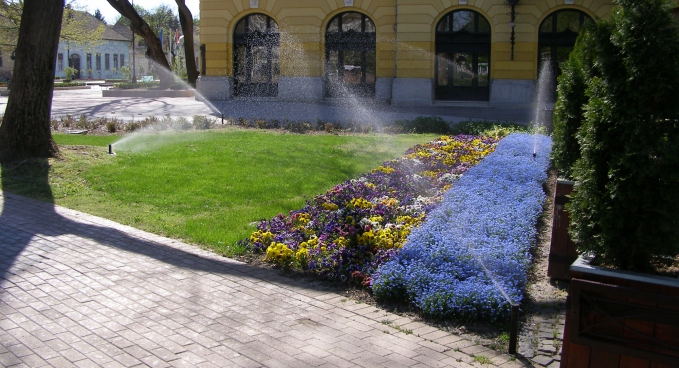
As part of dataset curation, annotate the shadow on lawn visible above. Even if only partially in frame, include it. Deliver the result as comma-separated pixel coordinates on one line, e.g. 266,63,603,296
0,160,329,293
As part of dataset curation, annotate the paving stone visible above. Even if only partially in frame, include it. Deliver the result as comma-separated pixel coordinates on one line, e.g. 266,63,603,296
1,191,532,367
532,355,555,366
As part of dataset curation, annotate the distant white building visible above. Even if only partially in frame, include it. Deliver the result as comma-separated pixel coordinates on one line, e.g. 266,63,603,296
55,13,131,80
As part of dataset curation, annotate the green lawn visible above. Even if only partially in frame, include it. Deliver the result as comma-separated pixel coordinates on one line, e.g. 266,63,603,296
53,134,119,147
1,129,437,256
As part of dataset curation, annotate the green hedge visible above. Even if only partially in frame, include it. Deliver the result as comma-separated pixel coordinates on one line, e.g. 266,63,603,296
564,0,679,271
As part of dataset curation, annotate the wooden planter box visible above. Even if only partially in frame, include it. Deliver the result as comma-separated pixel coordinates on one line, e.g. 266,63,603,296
548,179,578,280
561,256,679,368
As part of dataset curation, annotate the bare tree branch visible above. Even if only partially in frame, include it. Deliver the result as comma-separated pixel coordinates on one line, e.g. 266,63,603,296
175,0,197,85
105,0,173,87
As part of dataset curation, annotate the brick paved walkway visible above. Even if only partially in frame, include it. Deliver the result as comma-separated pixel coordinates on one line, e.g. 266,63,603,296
0,192,529,367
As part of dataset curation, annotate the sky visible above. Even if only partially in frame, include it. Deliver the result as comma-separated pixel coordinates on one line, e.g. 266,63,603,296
75,0,200,25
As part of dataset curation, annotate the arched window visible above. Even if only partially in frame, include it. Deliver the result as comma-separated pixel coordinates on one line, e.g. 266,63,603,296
233,14,280,97
69,54,81,79
538,10,592,99
325,12,376,98
435,10,491,101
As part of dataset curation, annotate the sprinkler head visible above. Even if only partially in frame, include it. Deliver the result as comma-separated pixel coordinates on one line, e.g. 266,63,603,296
108,144,115,155
533,151,537,160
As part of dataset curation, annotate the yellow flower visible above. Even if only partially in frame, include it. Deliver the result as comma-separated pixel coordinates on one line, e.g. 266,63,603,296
357,230,376,245
422,170,438,178
295,247,309,266
350,198,373,209
265,242,293,266
322,202,339,211
294,213,312,226
380,197,399,207
373,165,395,174
336,236,348,248
249,230,275,246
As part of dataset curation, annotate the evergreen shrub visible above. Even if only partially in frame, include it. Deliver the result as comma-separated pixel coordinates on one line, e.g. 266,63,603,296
550,22,597,179
567,0,679,271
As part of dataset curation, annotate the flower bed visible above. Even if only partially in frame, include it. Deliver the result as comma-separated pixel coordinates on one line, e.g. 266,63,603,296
372,133,552,321
243,135,499,284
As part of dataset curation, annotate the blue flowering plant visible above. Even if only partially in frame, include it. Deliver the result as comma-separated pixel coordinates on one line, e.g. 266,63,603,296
372,134,552,321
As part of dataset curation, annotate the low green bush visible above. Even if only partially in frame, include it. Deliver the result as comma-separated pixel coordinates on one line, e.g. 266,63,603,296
393,116,451,134
287,121,312,133
193,116,215,130
63,67,77,81
390,117,529,137
55,82,87,87
106,121,117,133
449,120,529,136
173,117,192,130
113,81,160,89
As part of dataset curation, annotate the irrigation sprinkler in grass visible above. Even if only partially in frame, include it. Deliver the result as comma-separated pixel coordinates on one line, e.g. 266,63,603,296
108,144,115,155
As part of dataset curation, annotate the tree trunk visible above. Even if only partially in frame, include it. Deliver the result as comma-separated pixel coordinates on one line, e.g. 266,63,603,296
176,0,198,85
106,0,173,88
0,0,64,163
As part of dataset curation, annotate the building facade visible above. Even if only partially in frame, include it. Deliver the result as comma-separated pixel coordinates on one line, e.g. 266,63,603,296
198,0,615,105
55,14,131,80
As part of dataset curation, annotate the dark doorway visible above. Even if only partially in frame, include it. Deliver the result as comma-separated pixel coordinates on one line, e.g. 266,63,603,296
233,14,280,97
435,10,491,101
324,12,376,98
69,53,81,79
538,10,593,101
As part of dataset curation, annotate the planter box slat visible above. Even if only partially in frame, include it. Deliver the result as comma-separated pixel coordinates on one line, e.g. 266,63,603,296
562,261,679,368
590,349,620,368
564,343,590,368
618,354,650,368
548,179,578,280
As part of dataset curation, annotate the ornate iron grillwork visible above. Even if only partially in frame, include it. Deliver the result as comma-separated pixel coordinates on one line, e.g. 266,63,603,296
233,14,280,97
324,12,376,98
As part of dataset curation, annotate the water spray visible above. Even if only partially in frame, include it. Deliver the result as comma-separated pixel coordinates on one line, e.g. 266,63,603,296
469,245,520,354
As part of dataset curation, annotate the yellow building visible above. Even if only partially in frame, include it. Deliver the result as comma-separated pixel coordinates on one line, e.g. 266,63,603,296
198,0,615,106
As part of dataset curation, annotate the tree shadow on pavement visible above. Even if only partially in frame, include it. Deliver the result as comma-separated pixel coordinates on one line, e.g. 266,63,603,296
0,160,326,293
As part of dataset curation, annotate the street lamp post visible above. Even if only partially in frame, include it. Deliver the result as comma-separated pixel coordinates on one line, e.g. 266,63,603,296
505,0,520,61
